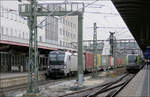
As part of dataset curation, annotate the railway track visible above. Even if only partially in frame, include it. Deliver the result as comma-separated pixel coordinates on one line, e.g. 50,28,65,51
0,67,127,97
0,76,77,96
0,79,57,95
59,73,135,97
0,72,92,96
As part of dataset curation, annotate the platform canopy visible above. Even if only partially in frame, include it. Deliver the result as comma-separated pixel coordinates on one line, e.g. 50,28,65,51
112,0,150,52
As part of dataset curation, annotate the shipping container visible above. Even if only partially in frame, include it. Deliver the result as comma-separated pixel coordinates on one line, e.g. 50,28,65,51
115,57,119,67
107,56,112,68
121,56,126,67
84,52,93,72
111,57,114,67
115,56,123,67
97,54,102,70
101,55,107,68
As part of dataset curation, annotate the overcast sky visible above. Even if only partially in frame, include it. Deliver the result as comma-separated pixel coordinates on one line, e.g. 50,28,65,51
82,1,134,40
40,0,134,40
2,0,135,41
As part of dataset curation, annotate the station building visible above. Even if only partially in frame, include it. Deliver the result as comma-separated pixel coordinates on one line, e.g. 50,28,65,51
0,0,78,72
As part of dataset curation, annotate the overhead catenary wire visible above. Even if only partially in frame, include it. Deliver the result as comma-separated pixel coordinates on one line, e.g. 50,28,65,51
38,0,100,28
84,11,119,15
1,0,111,1
87,26,127,29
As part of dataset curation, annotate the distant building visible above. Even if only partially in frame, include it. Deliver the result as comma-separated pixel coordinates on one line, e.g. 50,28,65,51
0,1,45,44
0,1,77,52
46,16,78,48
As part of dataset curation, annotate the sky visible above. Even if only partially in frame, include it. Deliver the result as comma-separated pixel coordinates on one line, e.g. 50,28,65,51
39,0,134,40
2,0,134,41
82,1,134,40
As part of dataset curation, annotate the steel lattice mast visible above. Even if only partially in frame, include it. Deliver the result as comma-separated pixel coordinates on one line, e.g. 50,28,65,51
19,1,85,93
27,0,39,93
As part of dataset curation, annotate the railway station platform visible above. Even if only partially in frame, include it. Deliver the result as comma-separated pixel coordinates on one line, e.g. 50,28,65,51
0,71,45,88
117,64,150,97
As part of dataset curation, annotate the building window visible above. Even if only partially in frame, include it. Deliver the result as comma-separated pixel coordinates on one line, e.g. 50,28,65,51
15,29,17,37
60,28,62,35
5,27,8,35
1,26,3,34
10,13,13,20
15,15,18,21
63,42,65,46
60,41,62,46
1,7,3,17
65,20,67,25
66,31,68,36
19,17,21,23
63,18,65,24
70,22,72,27
0,7,2,17
19,33,21,38
63,29,65,36
6,8,9,19
11,28,13,36
23,32,24,39
74,24,76,29
27,33,29,39
68,21,70,26
39,36,42,42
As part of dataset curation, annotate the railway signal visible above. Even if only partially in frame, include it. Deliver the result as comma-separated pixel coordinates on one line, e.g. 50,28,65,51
19,0,84,94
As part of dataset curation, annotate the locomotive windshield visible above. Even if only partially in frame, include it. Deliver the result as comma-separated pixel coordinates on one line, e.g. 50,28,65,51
128,55,137,63
49,54,57,61
49,52,65,65
57,54,65,61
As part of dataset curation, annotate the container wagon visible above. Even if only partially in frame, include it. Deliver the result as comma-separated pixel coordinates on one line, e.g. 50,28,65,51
84,52,93,72
97,54,102,70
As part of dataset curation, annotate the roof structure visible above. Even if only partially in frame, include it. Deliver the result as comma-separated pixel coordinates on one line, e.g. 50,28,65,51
112,0,150,51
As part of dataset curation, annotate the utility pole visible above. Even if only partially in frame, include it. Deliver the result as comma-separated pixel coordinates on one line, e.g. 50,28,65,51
92,23,98,78
19,2,85,92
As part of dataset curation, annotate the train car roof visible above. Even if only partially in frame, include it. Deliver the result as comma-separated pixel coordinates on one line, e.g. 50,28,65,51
127,54,140,56
49,50,65,54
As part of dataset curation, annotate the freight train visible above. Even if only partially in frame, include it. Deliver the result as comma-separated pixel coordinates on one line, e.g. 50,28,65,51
143,46,150,64
126,54,144,73
45,50,126,78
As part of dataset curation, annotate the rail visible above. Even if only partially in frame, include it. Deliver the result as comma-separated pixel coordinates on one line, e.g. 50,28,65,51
59,73,135,97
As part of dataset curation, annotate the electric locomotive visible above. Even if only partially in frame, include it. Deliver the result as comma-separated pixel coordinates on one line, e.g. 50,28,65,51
45,51,85,78
126,54,143,73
